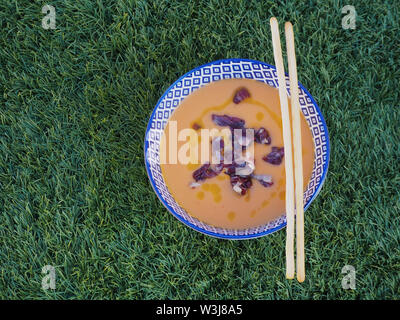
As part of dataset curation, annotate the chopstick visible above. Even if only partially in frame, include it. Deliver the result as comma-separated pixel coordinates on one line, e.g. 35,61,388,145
285,22,305,283
270,17,295,280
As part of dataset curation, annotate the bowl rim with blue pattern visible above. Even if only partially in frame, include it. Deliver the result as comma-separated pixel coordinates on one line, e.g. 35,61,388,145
144,58,330,240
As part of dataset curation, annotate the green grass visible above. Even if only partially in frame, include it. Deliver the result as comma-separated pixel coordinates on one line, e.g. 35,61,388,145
0,0,399,299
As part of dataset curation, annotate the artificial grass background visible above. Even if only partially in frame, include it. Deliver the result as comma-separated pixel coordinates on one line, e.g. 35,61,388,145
0,0,399,299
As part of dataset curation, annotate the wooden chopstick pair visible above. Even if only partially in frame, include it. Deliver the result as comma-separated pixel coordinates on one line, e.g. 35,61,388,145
270,17,305,282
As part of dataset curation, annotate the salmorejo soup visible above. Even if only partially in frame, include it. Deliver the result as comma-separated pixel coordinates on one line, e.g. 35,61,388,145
160,78,314,229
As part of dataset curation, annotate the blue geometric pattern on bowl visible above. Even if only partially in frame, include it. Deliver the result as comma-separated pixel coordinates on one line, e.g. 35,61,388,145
144,58,330,239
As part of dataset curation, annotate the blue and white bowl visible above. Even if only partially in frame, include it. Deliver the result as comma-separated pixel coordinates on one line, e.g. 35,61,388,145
144,59,330,239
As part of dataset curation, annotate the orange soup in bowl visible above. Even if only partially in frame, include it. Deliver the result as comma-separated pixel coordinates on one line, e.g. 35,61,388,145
160,78,314,229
